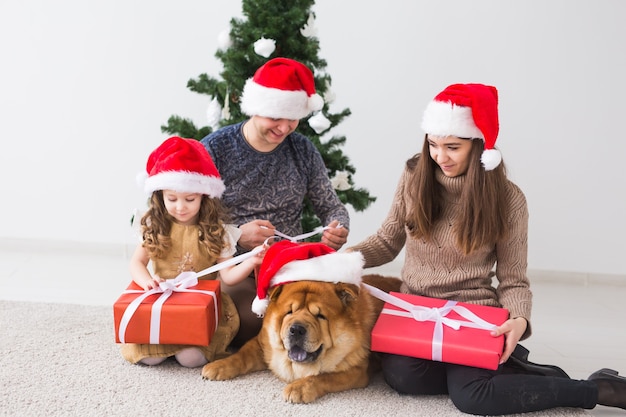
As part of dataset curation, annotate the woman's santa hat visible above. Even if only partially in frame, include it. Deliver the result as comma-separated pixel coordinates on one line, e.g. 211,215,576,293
421,83,502,171
139,136,225,198
251,240,364,317
240,57,324,120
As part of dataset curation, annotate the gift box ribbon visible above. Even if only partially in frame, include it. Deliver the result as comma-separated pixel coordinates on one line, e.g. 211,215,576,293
260,224,342,242
118,245,265,344
363,283,499,362
118,272,218,344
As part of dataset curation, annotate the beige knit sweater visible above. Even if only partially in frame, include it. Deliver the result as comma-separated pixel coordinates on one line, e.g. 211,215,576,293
350,164,533,339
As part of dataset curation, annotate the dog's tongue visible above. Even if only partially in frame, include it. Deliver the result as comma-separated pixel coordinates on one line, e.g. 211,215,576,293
288,346,308,362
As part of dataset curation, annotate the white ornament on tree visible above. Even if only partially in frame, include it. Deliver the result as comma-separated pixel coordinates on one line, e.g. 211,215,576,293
206,97,222,130
217,29,233,51
308,111,331,134
331,171,351,191
323,80,336,104
253,37,276,58
300,13,317,38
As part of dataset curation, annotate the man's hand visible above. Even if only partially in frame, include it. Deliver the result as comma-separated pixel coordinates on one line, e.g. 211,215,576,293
321,220,348,250
237,220,276,251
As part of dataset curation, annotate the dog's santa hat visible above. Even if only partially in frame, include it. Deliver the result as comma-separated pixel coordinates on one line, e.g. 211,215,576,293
251,240,364,317
138,136,225,198
240,57,324,120
421,83,501,171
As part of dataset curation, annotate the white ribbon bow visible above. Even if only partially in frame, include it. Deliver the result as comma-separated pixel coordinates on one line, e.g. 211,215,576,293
363,283,498,362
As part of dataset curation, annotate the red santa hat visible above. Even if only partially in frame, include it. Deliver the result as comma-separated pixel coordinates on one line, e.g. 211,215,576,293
139,136,225,198
421,83,501,171
251,240,364,317
240,57,324,120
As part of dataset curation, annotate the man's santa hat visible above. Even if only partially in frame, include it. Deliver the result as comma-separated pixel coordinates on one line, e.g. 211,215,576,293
421,83,501,171
240,57,324,120
139,136,225,198
251,240,364,317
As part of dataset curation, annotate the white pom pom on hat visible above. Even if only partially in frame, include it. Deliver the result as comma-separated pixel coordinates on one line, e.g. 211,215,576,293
240,57,324,120
421,83,502,171
251,240,364,317
138,136,225,198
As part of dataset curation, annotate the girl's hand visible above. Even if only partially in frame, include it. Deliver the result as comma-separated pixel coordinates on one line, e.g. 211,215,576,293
129,245,162,291
491,316,528,364
135,274,163,291
249,242,268,267
217,242,269,286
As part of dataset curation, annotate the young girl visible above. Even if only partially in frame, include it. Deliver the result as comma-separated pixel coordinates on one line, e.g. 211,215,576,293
348,84,625,414
122,136,266,368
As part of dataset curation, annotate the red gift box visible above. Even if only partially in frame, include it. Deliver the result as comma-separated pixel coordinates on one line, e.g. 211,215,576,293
369,289,508,370
113,275,220,346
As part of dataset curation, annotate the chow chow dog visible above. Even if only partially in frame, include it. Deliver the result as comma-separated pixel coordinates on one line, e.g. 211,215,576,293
202,273,401,403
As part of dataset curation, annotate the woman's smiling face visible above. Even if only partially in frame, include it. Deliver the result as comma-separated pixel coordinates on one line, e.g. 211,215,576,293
427,135,473,177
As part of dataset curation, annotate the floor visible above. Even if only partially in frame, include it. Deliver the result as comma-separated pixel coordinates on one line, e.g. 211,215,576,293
1,240,625,416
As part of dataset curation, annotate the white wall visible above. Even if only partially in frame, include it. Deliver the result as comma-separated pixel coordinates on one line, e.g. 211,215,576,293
1,0,624,277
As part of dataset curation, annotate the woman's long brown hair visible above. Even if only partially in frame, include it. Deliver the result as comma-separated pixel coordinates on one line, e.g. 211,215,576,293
405,135,509,254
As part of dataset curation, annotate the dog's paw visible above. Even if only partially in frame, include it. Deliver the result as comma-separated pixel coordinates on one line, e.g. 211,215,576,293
201,360,239,380
282,379,321,404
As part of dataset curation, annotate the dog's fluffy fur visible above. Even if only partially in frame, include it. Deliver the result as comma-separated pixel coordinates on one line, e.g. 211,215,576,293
201,274,401,403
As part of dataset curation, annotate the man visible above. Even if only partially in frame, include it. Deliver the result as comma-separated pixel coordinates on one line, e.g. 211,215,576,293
201,57,349,347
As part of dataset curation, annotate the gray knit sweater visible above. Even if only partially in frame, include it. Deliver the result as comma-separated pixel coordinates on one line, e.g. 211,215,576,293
201,122,350,250
350,162,533,338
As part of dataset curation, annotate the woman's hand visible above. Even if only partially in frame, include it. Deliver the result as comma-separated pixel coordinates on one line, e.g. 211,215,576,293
491,316,528,364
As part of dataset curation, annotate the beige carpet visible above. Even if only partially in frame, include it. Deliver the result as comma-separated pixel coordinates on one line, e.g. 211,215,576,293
0,300,586,417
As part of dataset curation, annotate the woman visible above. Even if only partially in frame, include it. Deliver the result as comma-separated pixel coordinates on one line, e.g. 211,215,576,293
348,84,625,414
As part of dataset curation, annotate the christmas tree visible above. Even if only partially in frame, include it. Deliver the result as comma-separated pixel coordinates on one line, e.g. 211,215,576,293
162,0,375,234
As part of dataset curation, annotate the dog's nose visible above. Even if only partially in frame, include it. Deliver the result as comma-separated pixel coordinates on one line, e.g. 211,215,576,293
289,323,307,339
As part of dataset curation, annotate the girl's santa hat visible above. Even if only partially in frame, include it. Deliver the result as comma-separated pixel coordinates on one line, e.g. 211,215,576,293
421,83,502,170
251,240,364,317
240,57,324,120
139,136,225,198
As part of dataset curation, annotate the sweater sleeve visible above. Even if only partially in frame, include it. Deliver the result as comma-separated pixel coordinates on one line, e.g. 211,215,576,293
494,182,533,340
348,167,409,268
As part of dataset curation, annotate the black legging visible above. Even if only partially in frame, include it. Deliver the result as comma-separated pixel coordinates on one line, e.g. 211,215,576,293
220,275,263,348
381,352,598,415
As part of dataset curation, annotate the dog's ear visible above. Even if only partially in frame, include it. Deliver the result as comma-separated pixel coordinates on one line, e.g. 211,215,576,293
268,285,284,303
335,283,360,306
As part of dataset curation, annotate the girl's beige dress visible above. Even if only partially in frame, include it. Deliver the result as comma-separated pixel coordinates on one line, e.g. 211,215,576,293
121,223,241,364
